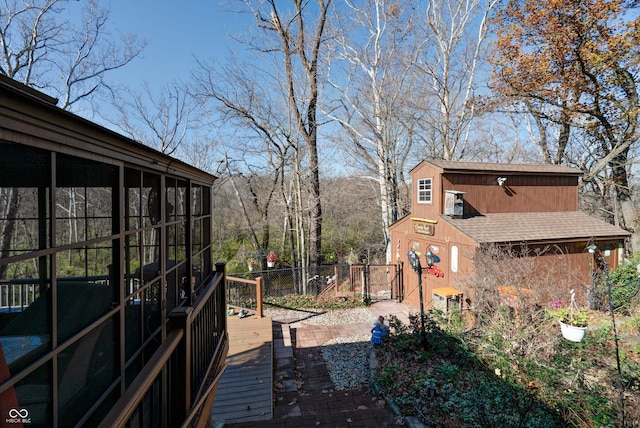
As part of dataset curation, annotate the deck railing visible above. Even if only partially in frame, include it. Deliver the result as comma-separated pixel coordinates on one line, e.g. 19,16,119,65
0,275,109,312
100,262,229,428
0,280,38,311
227,264,400,304
226,275,264,317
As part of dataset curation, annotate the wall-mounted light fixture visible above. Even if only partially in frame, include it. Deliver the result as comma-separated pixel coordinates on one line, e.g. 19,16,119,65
425,249,434,267
497,177,507,187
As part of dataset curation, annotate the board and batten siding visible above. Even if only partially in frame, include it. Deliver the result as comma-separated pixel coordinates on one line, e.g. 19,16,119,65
442,173,579,215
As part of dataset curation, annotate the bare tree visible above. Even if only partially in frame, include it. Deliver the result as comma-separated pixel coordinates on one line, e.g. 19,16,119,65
243,0,331,267
191,54,296,267
110,81,194,155
324,0,417,263
0,0,145,111
200,0,331,265
177,137,217,173
413,0,498,160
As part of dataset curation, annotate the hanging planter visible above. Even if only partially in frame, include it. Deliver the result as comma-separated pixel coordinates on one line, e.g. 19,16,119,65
247,258,257,272
548,289,589,342
559,321,587,342
266,250,277,268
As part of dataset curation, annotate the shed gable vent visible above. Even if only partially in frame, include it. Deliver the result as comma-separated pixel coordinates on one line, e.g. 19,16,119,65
444,190,465,218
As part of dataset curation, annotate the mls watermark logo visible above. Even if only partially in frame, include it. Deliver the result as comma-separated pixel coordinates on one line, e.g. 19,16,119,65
6,408,31,424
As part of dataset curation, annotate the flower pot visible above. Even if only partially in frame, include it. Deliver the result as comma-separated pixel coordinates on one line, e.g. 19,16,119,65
248,265,254,272
267,261,275,268
559,321,587,342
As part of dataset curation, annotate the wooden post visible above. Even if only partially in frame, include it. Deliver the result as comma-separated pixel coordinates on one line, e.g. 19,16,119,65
255,276,264,318
168,306,193,425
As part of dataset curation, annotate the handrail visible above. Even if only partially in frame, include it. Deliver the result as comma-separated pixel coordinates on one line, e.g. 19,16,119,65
97,329,184,428
180,361,228,428
99,264,228,428
225,276,259,285
191,330,228,406
172,263,229,425
226,275,263,317
191,270,224,319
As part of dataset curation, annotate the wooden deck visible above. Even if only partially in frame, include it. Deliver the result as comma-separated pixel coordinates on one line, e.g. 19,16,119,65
211,314,273,424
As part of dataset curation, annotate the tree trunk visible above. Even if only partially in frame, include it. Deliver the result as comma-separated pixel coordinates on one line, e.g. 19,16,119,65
0,189,20,279
611,149,639,252
305,130,322,266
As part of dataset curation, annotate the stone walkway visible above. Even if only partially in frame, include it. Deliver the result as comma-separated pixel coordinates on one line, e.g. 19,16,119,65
224,300,416,428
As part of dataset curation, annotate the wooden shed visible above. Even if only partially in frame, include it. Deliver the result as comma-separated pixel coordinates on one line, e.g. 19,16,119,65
390,160,630,309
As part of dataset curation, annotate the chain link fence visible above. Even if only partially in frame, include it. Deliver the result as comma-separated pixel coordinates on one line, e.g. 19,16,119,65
225,264,401,310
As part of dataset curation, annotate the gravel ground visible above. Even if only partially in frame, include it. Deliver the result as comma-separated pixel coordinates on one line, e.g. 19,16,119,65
321,335,372,390
266,307,377,390
264,307,378,325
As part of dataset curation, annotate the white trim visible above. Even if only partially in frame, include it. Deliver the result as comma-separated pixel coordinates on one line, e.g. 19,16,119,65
417,177,433,204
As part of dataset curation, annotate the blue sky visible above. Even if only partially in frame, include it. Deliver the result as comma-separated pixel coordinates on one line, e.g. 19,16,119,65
106,0,249,91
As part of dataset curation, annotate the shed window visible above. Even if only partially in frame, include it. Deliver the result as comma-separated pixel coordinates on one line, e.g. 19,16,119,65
417,178,432,204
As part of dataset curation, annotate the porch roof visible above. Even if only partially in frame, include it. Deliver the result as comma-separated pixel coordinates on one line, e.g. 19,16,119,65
444,211,629,244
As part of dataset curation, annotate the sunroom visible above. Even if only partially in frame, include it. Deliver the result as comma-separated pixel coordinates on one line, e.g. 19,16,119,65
0,76,227,427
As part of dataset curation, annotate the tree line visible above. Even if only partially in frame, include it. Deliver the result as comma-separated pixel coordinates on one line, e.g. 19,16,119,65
2,0,639,271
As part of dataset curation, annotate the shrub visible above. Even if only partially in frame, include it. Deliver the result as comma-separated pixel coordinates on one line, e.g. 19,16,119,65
375,310,564,426
606,252,640,313
263,294,368,310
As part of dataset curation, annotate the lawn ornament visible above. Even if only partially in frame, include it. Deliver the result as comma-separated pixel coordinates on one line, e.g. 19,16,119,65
425,265,444,277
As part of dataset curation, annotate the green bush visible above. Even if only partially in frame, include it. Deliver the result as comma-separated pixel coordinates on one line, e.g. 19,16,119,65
263,294,368,310
603,252,640,313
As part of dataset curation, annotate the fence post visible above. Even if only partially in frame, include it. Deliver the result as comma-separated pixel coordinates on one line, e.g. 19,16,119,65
349,265,355,293
169,306,193,425
256,276,264,317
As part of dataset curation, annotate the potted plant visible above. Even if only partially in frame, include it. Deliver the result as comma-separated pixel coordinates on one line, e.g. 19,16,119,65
548,290,589,342
247,258,257,272
266,250,277,268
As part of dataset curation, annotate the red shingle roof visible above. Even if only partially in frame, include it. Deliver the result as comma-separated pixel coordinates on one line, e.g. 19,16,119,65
443,211,629,244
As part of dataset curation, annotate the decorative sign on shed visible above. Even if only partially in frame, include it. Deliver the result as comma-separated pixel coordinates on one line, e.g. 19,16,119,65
413,222,435,236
